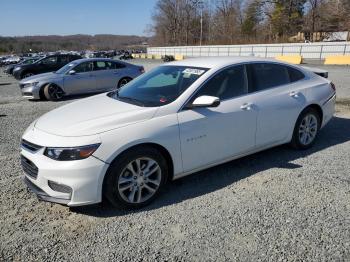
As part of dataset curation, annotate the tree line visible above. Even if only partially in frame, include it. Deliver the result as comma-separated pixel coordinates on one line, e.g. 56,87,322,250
0,34,148,54
149,0,350,46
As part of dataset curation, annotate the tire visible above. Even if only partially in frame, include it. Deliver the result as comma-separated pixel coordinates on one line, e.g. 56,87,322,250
290,107,321,149
104,147,168,209
118,77,132,89
43,84,64,101
21,72,34,79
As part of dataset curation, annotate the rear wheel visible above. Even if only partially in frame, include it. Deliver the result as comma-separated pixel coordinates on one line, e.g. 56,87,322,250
290,108,320,149
43,84,64,101
104,147,168,208
117,77,132,89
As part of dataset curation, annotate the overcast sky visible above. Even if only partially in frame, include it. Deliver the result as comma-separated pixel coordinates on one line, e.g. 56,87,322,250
0,0,158,36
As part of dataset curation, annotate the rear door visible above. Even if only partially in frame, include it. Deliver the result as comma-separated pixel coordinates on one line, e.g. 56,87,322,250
39,56,59,73
64,61,96,95
57,55,71,70
246,63,307,148
93,61,119,91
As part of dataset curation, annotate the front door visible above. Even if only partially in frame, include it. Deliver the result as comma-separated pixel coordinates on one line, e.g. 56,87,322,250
178,65,258,173
64,61,96,95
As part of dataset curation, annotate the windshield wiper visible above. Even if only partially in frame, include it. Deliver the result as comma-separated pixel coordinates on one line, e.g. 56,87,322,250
118,96,145,106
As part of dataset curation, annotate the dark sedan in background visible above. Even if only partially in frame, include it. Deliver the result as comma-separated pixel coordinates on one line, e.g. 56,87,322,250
3,57,40,75
13,53,81,80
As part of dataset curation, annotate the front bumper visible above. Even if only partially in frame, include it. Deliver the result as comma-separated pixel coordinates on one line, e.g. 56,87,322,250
21,127,109,206
24,176,70,205
19,83,41,100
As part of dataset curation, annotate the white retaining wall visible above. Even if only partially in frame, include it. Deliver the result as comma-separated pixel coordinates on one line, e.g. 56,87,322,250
147,42,350,59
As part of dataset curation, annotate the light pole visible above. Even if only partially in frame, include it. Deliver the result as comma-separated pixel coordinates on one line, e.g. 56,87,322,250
199,0,204,46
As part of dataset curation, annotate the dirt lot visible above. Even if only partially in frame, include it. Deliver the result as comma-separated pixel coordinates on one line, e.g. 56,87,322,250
0,60,350,261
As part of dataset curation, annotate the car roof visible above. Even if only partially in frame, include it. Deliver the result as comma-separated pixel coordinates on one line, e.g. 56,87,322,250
166,56,290,69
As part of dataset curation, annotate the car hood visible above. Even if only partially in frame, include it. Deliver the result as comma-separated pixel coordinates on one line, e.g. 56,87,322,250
34,94,158,137
20,72,60,83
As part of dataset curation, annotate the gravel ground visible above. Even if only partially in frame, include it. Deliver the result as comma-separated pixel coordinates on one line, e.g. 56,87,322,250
0,61,350,261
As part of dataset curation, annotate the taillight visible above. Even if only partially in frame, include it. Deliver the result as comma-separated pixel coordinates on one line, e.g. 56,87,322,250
139,67,145,74
330,82,336,92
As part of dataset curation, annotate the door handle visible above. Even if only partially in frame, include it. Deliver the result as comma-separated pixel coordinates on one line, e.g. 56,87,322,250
240,103,253,110
289,91,299,98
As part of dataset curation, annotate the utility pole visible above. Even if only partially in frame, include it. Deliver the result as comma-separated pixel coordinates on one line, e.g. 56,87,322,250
199,0,204,46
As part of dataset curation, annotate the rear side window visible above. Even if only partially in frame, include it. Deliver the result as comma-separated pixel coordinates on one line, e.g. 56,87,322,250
59,55,70,64
113,62,126,69
288,67,304,82
105,61,126,69
93,61,107,71
69,55,80,61
42,56,57,65
249,63,290,92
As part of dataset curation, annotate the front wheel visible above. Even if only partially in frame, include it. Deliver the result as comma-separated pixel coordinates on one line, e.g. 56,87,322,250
43,84,64,101
104,147,168,208
290,108,320,149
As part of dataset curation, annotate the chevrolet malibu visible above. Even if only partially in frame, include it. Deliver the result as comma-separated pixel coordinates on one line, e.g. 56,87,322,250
21,57,336,208
19,58,144,101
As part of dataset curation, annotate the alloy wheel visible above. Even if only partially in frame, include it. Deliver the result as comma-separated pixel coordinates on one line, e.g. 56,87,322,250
117,157,161,204
48,85,64,100
298,114,318,146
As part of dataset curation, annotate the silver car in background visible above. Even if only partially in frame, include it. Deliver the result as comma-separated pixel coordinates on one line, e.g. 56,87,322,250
19,58,145,100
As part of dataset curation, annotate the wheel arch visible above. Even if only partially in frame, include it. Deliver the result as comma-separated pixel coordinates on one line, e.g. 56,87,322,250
288,103,324,144
117,76,133,87
39,82,65,99
302,103,323,127
101,142,175,195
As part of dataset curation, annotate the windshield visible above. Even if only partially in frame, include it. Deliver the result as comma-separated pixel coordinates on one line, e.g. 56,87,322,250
22,59,37,65
55,62,78,74
108,65,208,107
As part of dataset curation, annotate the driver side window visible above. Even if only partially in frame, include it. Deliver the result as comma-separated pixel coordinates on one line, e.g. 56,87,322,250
195,65,248,101
73,62,93,73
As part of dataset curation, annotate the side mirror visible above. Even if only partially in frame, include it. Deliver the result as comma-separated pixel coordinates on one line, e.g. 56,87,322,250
68,70,76,75
190,95,220,108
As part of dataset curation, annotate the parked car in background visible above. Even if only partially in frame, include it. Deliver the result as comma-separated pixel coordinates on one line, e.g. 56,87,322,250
13,54,82,80
20,57,335,208
3,56,21,65
119,51,133,60
19,58,144,100
3,57,39,75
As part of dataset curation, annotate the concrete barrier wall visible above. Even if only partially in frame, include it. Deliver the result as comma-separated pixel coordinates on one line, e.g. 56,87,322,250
148,42,350,60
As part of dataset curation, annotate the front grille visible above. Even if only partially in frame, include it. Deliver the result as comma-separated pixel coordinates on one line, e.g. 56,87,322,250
21,139,43,152
21,155,38,179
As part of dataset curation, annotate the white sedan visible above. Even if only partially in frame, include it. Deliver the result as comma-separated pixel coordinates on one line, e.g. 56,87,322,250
21,57,336,208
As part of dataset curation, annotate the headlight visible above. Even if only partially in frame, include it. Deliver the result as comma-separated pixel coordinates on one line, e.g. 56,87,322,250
44,144,101,161
23,82,39,88
14,67,21,71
